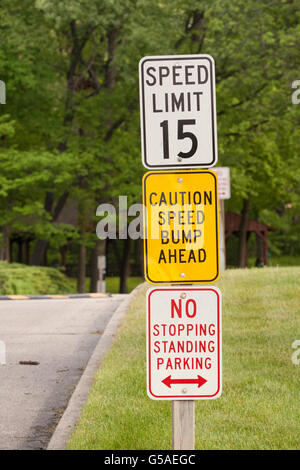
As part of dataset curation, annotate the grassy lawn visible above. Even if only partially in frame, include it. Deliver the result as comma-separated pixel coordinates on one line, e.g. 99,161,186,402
105,277,144,294
248,255,300,268
67,266,300,450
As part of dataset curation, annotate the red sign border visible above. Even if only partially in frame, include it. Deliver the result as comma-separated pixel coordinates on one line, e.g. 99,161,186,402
147,286,222,400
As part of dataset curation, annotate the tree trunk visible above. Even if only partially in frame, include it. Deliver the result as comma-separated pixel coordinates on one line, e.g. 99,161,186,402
138,238,144,278
22,240,28,265
17,239,23,263
119,237,131,293
22,239,30,265
90,240,106,292
0,226,10,262
255,232,264,267
30,240,49,266
238,199,250,268
60,245,67,273
263,233,268,266
77,243,86,293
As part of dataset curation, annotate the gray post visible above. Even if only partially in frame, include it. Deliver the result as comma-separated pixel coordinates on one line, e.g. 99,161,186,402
219,199,226,271
97,255,106,293
172,400,195,450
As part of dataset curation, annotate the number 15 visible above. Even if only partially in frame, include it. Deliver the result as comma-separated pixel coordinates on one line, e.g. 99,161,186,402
160,119,198,160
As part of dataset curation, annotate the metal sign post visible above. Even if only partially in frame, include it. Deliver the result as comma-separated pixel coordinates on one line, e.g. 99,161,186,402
212,167,231,271
139,54,222,451
97,255,106,293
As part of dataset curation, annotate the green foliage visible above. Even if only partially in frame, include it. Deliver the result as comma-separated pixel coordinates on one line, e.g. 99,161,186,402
0,0,299,261
0,114,15,138
0,261,74,294
0,149,79,243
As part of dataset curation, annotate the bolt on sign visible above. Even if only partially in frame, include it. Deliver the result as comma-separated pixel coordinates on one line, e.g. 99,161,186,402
142,170,219,284
146,286,222,400
139,54,217,169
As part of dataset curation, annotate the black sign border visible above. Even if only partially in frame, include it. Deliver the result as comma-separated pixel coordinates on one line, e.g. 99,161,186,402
143,170,219,284
140,55,217,169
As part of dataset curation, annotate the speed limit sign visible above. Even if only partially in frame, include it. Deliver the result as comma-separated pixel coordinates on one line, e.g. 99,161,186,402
139,55,218,169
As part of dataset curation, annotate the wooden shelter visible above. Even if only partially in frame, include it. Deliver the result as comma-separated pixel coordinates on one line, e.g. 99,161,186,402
225,211,276,266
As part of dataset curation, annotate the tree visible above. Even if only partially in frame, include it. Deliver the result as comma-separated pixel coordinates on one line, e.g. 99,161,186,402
1,0,299,287
173,0,300,265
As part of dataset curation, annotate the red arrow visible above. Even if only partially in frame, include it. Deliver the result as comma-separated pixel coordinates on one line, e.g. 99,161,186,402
162,375,207,389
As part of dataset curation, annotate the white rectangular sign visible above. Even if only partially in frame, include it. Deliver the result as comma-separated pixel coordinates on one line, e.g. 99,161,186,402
146,286,222,400
139,55,218,169
213,167,231,199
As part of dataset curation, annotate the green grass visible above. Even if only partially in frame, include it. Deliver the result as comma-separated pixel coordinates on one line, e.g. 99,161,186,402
247,255,300,268
67,266,300,450
267,255,300,267
105,276,144,294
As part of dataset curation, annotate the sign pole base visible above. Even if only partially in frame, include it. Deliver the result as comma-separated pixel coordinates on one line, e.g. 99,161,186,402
172,400,195,450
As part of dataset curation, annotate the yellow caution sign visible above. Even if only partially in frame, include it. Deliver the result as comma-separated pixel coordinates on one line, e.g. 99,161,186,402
143,170,219,284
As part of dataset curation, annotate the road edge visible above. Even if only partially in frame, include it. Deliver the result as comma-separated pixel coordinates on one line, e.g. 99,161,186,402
47,282,146,450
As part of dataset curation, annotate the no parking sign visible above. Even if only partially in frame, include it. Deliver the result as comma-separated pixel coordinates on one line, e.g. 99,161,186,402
146,286,222,400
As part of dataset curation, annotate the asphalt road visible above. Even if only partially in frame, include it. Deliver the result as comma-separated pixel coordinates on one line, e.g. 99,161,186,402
0,295,126,450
